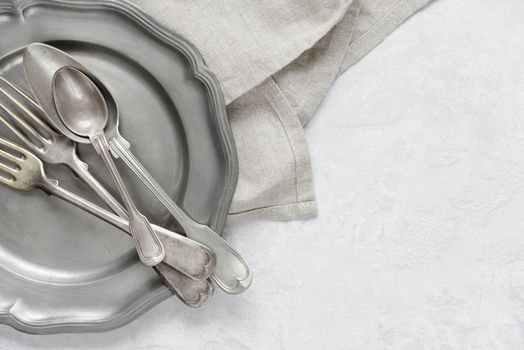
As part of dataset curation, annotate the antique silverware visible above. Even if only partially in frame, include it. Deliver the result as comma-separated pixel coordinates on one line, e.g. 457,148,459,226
24,43,252,294
51,66,165,267
0,76,215,282
0,0,237,332
0,135,213,307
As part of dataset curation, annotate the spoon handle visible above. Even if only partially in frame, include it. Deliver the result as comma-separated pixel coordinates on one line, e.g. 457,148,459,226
110,136,252,294
154,264,214,308
91,132,165,267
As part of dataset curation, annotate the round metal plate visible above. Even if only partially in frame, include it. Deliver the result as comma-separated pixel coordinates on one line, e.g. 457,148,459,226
0,0,237,334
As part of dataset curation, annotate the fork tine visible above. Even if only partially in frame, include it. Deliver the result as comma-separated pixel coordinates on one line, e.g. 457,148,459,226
0,76,40,109
0,136,31,157
0,159,16,174
0,79,57,138
0,172,14,186
0,97,49,145
0,111,36,151
0,77,56,133
0,147,22,165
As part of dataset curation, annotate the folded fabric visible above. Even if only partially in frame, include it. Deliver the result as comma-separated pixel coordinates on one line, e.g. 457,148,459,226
129,0,434,220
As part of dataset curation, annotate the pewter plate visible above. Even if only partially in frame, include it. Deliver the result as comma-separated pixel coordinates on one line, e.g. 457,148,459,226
0,0,237,334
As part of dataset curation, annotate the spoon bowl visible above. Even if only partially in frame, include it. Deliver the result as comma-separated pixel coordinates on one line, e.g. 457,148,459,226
23,43,123,146
53,67,108,137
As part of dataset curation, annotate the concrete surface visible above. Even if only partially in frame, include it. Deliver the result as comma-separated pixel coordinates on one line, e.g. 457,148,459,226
1,0,524,348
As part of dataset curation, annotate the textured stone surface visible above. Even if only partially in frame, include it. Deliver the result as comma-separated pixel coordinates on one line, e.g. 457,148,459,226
1,0,524,348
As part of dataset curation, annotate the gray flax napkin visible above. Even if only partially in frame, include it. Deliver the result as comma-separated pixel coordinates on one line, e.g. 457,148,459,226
129,0,434,220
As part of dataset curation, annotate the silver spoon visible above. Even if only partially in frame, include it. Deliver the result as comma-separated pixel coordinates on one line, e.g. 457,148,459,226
52,66,165,267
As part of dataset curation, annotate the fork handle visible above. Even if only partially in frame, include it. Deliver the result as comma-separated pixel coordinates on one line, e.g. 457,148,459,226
154,264,214,308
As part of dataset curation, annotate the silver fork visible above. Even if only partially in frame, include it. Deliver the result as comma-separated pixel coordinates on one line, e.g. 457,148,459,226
0,135,213,307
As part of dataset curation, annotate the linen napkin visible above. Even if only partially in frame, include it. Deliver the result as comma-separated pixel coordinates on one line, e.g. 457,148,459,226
129,0,434,220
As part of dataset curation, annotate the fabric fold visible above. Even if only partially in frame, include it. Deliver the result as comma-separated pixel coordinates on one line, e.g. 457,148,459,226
129,0,435,221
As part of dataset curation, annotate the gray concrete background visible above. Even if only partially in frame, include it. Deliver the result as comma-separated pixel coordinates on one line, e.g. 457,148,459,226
1,0,523,348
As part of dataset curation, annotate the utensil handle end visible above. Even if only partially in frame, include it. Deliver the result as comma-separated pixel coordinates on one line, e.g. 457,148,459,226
129,211,166,266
